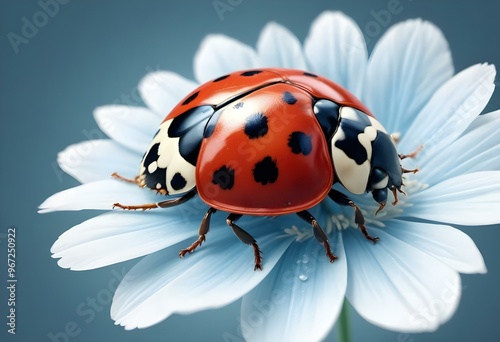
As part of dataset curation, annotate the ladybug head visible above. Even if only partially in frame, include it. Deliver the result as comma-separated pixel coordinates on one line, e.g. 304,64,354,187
324,104,403,208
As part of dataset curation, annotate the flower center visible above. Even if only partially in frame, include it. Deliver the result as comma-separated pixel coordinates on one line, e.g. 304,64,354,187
284,176,427,242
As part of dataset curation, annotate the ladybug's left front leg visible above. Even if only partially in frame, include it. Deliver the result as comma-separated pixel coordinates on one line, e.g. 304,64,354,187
328,189,379,243
113,188,197,210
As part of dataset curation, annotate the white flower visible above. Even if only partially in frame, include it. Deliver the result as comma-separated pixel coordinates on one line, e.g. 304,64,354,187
40,11,500,341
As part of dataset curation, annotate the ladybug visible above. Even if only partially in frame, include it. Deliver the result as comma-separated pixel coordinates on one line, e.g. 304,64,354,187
113,68,415,270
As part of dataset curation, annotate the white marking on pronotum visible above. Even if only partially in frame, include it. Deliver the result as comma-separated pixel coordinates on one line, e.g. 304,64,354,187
148,161,158,174
139,118,195,194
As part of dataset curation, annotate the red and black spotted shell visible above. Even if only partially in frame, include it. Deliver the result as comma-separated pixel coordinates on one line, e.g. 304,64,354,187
138,68,377,215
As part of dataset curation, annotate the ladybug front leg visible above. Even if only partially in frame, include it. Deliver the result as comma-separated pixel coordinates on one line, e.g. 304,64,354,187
226,214,263,271
399,144,423,160
179,207,217,258
111,172,140,184
296,210,337,263
113,188,197,210
328,189,379,243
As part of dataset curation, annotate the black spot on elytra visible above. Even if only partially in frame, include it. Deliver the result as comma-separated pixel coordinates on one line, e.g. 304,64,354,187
244,113,268,139
282,91,297,105
213,74,230,82
182,91,199,105
288,131,312,156
170,172,187,191
212,165,235,190
234,102,244,109
253,156,278,185
303,72,318,77
241,70,262,76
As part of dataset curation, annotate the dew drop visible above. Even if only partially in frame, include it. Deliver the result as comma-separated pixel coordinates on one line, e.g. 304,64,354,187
301,254,310,264
298,274,308,282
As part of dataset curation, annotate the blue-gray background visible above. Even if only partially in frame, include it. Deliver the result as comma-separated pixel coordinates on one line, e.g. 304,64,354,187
1,0,499,341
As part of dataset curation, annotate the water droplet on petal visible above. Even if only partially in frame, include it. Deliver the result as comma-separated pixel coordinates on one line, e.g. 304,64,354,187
301,254,310,264
298,274,308,282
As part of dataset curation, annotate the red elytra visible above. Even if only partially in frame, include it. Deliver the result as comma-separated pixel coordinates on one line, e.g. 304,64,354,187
166,68,372,122
113,68,403,270
163,68,372,215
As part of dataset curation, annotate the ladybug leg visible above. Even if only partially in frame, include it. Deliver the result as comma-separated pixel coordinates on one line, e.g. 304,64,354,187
113,188,197,210
111,172,140,184
399,144,423,160
328,189,379,243
179,207,217,258
226,214,263,271
296,210,337,263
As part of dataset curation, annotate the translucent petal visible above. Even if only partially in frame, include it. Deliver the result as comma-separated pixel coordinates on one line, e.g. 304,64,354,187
57,140,140,184
139,71,198,117
51,211,196,270
94,105,160,153
304,11,367,96
408,171,500,226
194,34,258,83
417,110,500,184
344,228,460,332
241,233,346,342
383,220,486,274
38,179,165,213
256,22,307,69
111,216,293,329
400,64,495,157
364,19,454,134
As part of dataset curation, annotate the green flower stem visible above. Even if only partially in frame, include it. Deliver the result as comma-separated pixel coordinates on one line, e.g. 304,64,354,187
337,299,352,342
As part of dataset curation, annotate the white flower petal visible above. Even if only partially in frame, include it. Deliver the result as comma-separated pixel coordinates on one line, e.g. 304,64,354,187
400,64,495,156
304,11,367,96
417,110,500,184
383,220,486,274
463,109,500,134
241,233,346,342
139,71,198,117
39,179,164,213
51,211,196,270
94,105,160,154
409,171,500,226
344,228,461,332
364,19,454,134
58,140,140,184
256,22,307,69
111,216,293,330
194,34,258,83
